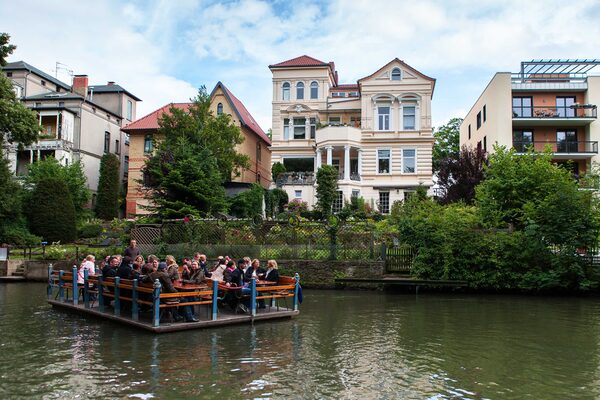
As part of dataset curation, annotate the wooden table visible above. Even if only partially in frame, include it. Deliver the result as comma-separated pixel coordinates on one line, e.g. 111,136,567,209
173,282,209,291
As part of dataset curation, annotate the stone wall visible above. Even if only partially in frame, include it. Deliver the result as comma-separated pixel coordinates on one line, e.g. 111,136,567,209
23,261,72,281
277,259,384,289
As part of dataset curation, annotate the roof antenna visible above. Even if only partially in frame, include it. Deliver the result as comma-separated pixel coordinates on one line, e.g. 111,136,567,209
54,61,73,80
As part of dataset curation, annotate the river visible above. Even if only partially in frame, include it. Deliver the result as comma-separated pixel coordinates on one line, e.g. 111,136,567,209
1,283,599,399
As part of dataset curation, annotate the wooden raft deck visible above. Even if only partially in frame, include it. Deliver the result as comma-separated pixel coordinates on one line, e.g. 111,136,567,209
48,300,299,333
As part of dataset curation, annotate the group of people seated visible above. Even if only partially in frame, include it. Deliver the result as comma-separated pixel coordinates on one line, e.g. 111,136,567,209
77,240,281,322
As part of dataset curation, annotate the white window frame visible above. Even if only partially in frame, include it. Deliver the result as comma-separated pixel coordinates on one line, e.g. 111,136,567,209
127,100,133,120
296,82,304,100
376,103,392,131
293,117,306,139
283,118,290,140
351,189,360,198
294,190,302,198
376,148,392,175
328,116,341,126
391,68,402,81
402,148,417,174
310,81,318,99
402,105,416,130
282,82,290,101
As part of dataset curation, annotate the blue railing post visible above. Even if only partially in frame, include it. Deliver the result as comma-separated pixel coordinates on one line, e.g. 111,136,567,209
152,279,162,328
114,277,121,317
47,263,53,299
58,270,65,302
132,279,139,321
72,266,78,305
98,277,104,312
251,278,257,317
212,279,218,321
293,273,300,311
83,269,89,308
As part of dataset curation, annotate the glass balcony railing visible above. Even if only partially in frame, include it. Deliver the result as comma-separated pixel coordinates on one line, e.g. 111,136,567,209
513,141,598,154
512,105,597,119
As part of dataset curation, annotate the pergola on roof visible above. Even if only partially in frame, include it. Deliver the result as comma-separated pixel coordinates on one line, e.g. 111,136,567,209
520,59,600,75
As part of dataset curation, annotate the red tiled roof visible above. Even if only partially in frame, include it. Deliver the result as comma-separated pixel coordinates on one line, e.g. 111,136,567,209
216,82,271,145
122,103,190,132
269,55,329,68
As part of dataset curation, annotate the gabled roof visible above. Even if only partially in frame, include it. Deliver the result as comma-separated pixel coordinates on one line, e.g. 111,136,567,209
122,103,190,132
3,60,71,91
211,81,271,145
358,58,436,94
269,55,329,68
89,84,142,101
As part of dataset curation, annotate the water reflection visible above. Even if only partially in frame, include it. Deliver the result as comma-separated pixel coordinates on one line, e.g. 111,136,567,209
1,283,600,399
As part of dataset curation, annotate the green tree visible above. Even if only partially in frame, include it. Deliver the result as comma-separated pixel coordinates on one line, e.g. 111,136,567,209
229,183,264,218
0,33,40,148
25,157,90,218
432,117,462,172
316,165,338,219
271,161,286,182
142,87,248,219
95,153,120,220
28,177,77,242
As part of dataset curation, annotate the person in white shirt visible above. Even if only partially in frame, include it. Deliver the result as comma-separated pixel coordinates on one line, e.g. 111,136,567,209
78,254,96,284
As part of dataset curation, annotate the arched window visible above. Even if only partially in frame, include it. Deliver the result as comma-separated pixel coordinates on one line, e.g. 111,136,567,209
296,82,304,100
217,102,223,115
310,81,318,99
282,82,290,101
391,68,401,81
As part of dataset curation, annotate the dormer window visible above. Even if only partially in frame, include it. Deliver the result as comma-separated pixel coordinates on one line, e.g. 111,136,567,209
391,68,401,81
296,82,304,100
217,102,223,115
282,82,290,101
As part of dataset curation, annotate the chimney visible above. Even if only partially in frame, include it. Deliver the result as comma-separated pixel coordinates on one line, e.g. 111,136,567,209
107,81,115,86
72,75,88,98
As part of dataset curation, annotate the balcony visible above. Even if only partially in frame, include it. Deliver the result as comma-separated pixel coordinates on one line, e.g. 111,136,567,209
315,125,361,146
513,141,598,159
512,105,597,127
337,172,361,181
276,172,315,187
511,73,588,91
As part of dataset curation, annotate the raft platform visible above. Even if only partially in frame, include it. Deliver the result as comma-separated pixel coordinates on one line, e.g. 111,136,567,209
47,265,300,333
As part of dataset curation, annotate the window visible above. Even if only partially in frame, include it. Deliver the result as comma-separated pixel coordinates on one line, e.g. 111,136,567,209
483,136,487,152
391,68,401,81
350,116,360,128
217,102,223,115
41,80,46,86
379,191,390,214
144,134,153,153
256,173,261,183
351,189,360,198
296,82,304,100
329,116,341,126
403,106,416,130
256,143,262,161
310,81,318,99
556,97,576,117
476,111,482,129
468,124,471,140
104,132,110,153
483,105,487,122
283,118,290,140
115,139,120,155
348,91,359,97
58,101,64,107
332,92,345,97
124,156,129,178
35,102,42,107
282,82,290,100
127,100,133,120
403,149,416,173
377,149,391,174
377,105,390,130
404,191,415,201
6,72,12,77
512,96,532,117
557,130,577,153
293,117,306,139
332,191,344,213
295,190,302,198
310,117,316,139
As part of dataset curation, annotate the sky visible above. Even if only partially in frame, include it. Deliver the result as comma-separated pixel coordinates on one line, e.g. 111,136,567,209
2,0,600,131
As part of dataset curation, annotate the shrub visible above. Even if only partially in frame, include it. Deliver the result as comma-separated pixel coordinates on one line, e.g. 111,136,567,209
286,199,308,214
271,161,286,182
78,223,103,239
229,183,264,218
95,153,120,220
28,177,77,243
2,225,41,245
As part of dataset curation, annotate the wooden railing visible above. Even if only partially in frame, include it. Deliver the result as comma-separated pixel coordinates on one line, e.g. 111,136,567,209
46,264,300,327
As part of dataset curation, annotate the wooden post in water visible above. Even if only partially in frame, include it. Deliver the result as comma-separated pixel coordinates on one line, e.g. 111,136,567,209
72,266,78,305
132,279,139,321
251,278,257,317
114,277,121,317
83,269,89,308
58,270,65,302
152,279,162,328
47,263,53,299
211,278,218,321
293,273,300,311
98,277,104,312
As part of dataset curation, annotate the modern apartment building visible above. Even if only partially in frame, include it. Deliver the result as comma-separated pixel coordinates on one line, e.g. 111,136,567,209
269,55,435,213
122,81,271,217
460,60,599,177
2,61,140,196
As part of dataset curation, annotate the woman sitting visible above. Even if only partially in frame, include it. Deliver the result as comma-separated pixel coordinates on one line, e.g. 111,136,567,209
264,259,279,283
165,255,180,282
183,260,205,284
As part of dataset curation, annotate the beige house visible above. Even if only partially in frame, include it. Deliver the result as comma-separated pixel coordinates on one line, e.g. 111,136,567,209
123,81,271,217
2,61,140,198
460,60,599,177
269,55,435,213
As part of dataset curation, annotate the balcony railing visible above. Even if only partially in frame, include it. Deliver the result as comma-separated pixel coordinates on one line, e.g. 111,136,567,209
276,172,315,187
337,172,361,181
512,105,597,119
513,141,598,154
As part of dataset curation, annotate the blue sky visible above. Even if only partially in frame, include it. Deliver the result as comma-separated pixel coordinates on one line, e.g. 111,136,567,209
2,0,600,130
